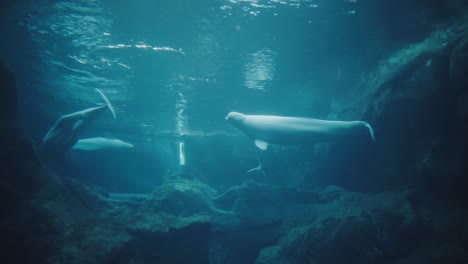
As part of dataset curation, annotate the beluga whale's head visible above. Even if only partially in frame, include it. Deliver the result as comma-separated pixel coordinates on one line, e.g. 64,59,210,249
226,111,244,123
225,112,247,129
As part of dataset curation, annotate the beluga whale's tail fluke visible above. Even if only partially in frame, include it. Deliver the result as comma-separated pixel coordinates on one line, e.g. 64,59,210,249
364,122,375,142
95,88,116,119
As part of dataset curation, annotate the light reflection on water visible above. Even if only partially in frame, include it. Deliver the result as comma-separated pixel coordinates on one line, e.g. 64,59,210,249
243,48,277,91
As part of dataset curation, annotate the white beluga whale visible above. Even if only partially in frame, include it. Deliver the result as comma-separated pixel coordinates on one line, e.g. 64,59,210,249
225,111,374,151
41,88,117,156
72,137,134,151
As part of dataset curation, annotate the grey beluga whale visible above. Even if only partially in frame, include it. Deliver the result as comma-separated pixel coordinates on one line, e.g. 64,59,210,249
225,111,375,151
40,88,117,157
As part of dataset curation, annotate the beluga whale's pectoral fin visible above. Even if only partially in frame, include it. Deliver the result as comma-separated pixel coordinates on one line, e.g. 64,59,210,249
254,139,269,151
95,88,116,119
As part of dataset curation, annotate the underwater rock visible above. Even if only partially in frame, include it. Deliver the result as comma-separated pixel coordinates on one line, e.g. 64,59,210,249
31,174,216,264
0,61,16,124
318,22,468,195
449,31,468,119
212,181,468,264
254,187,468,264
49,172,223,264
210,181,320,264
255,210,417,264
449,31,468,92
99,171,232,264
419,137,468,203
0,62,30,200
105,214,211,264
0,66,53,263
3,151,467,264
215,180,321,228
141,174,219,217
211,182,419,264
0,134,86,264
0,123,41,226
0,162,218,263
139,170,239,231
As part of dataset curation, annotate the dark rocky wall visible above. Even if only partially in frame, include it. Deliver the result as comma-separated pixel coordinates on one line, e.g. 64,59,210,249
0,62,16,124
308,25,468,200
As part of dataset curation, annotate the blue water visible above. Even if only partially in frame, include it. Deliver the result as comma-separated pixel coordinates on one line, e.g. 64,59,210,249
0,0,460,192
2,1,468,263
